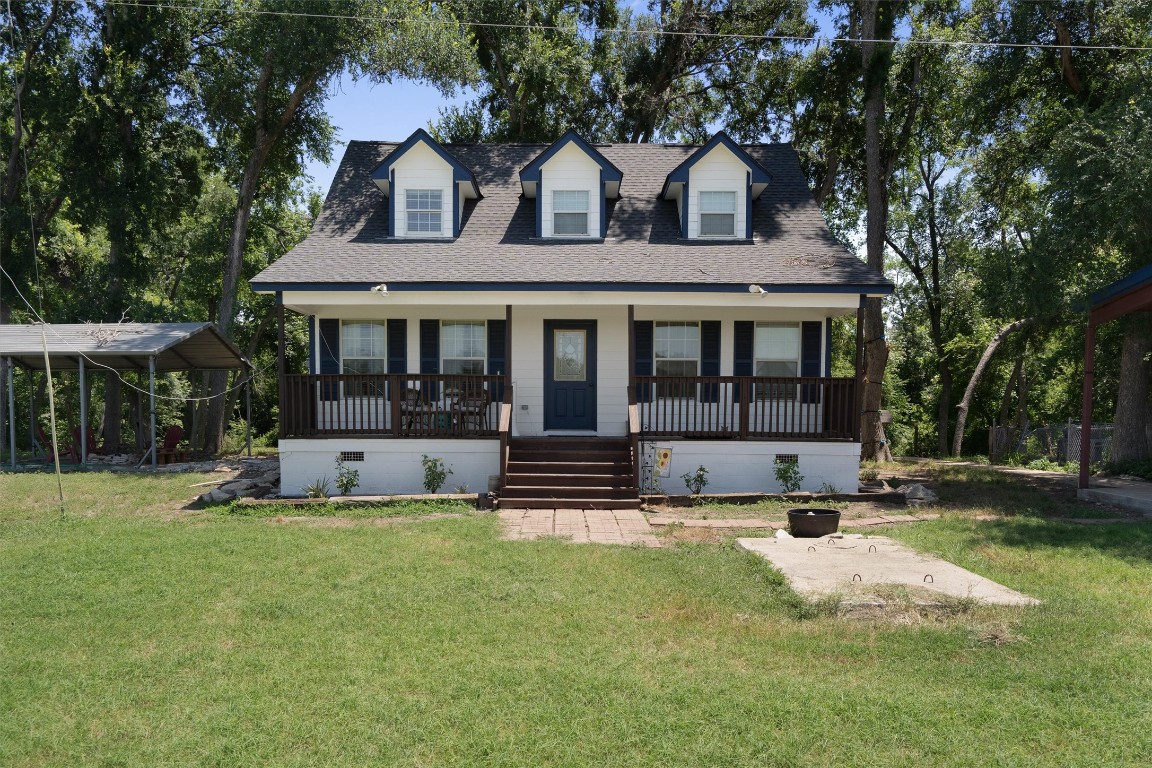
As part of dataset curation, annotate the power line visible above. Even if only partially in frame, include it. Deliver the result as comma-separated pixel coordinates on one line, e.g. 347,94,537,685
88,0,1152,53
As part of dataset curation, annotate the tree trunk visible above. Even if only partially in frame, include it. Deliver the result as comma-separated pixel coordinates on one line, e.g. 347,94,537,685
936,363,952,456
1111,316,1152,462
952,317,1038,456
858,0,890,462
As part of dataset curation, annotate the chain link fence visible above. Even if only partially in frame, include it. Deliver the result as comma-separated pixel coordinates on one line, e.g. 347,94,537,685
990,423,1112,465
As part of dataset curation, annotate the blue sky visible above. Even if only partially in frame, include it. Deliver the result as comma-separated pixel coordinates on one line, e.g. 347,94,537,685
303,75,472,195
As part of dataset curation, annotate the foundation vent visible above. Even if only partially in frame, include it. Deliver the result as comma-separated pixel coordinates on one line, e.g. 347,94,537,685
773,454,799,465
338,451,365,462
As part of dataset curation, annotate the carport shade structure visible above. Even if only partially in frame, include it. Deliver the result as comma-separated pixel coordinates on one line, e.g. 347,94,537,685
0,323,253,468
1080,265,1152,489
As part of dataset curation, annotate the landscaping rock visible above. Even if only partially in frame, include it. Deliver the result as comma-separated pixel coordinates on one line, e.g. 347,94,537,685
219,480,255,494
897,483,938,503
198,487,235,504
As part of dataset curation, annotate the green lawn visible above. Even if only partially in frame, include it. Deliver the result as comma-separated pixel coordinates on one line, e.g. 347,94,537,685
2,471,1151,766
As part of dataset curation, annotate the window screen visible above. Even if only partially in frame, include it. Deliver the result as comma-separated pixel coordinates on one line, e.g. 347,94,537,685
553,190,589,236
699,190,736,237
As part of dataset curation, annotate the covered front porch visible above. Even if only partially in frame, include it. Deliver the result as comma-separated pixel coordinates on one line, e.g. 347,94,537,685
271,291,866,496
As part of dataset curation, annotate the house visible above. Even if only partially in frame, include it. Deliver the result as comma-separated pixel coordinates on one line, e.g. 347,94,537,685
250,129,893,505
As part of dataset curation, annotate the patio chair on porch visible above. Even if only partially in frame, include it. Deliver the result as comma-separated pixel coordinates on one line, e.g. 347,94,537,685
400,388,432,434
454,390,491,433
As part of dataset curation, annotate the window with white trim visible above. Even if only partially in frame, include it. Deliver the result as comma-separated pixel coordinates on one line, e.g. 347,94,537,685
754,322,800,400
699,190,737,237
342,320,386,396
654,321,699,398
441,320,486,375
553,190,589,236
406,189,443,234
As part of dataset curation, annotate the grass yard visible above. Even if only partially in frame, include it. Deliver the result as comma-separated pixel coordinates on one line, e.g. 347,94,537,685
2,469,1151,766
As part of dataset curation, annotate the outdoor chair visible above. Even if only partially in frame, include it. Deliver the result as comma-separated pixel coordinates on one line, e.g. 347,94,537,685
154,425,187,465
454,390,491,433
399,388,431,434
35,424,78,464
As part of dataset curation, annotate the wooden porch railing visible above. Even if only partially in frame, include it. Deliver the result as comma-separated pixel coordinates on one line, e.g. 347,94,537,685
633,375,858,440
281,373,505,438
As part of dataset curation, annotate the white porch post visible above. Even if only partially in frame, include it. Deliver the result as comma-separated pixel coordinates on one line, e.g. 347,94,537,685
7,358,16,468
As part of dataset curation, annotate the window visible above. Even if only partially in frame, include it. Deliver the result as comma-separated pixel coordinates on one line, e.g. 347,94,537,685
754,322,799,400
654,321,699,398
441,320,486,376
406,189,442,234
342,321,386,396
699,190,736,237
553,190,589,236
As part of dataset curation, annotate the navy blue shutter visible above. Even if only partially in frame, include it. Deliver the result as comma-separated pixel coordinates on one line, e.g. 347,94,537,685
419,319,440,400
308,316,316,374
732,320,754,401
801,320,822,404
487,319,506,402
318,319,340,401
824,318,833,377
634,320,653,403
386,319,407,400
700,320,721,403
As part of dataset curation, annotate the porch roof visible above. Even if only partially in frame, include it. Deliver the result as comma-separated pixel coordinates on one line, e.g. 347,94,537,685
252,141,893,295
0,323,251,372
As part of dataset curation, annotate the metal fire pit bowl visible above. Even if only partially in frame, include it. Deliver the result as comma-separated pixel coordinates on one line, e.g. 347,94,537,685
788,508,842,537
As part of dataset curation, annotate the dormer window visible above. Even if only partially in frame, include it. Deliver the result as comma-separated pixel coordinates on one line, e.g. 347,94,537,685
699,191,737,237
661,132,771,240
520,130,623,239
406,189,443,235
553,190,590,236
369,128,481,239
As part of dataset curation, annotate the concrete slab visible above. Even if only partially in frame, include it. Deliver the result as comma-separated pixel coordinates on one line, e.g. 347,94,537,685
736,535,1039,606
1078,477,1152,516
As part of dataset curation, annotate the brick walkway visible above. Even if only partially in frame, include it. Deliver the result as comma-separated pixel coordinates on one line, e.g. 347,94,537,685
499,508,660,547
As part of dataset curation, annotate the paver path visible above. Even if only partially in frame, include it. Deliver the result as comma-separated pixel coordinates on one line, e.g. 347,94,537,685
499,508,660,546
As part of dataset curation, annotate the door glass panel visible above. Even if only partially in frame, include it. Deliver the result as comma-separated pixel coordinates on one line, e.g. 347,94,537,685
554,330,586,381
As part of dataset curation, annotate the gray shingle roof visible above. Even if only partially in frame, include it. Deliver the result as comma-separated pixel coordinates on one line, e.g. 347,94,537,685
251,141,892,292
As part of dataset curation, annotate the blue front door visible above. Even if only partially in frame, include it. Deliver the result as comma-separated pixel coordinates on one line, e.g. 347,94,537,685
543,320,597,431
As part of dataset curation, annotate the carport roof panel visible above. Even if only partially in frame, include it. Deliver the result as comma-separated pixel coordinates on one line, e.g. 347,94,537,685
0,323,250,372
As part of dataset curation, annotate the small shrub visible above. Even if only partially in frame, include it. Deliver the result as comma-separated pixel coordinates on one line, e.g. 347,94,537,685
681,465,709,496
421,455,452,493
859,464,879,482
819,482,840,494
774,458,804,493
454,483,469,494
303,477,331,499
334,455,360,496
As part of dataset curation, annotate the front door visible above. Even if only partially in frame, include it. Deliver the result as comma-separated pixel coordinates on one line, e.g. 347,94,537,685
543,320,597,431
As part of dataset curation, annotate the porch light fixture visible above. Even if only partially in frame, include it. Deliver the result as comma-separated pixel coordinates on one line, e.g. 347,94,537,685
371,283,388,295
748,284,766,295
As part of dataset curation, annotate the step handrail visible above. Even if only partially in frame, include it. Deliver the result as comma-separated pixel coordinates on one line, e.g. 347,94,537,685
498,384,514,490
627,403,641,492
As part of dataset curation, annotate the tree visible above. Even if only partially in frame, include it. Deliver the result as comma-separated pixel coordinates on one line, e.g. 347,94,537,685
195,0,473,452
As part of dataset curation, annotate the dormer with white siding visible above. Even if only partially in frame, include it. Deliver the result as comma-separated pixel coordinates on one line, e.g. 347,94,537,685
660,132,771,240
369,128,480,238
520,131,623,239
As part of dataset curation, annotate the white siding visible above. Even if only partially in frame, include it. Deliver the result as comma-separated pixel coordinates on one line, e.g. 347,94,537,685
687,144,748,240
279,438,498,496
539,143,601,238
641,440,860,494
391,142,453,238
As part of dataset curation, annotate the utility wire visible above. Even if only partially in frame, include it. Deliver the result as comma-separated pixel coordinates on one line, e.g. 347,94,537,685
91,0,1152,53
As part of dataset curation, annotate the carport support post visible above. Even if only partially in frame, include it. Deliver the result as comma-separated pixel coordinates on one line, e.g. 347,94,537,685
245,368,252,457
78,357,87,464
1079,320,1096,490
276,294,285,441
149,355,157,469
7,358,16,468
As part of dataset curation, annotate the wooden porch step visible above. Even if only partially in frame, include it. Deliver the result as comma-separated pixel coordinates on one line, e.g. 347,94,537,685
500,486,639,500
506,460,627,475
496,498,642,511
505,472,634,488
507,449,630,463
